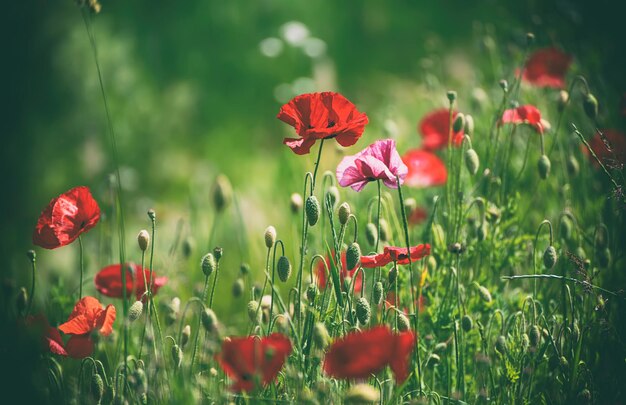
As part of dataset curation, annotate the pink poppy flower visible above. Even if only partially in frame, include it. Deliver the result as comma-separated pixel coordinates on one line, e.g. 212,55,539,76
419,109,464,150
499,105,544,134
402,149,447,188
522,48,572,88
336,139,408,192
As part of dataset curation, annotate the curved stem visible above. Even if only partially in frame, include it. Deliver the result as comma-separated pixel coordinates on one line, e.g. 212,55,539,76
78,236,85,299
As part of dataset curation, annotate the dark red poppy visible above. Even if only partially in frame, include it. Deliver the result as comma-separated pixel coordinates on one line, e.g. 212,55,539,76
361,245,431,268
499,105,544,134
409,206,428,225
58,296,116,358
584,129,626,168
419,109,464,150
216,333,292,392
33,186,100,249
94,263,168,300
323,326,416,382
277,92,369,155
316,251,363,293
522,48,572,88
25,314,68,356
402,149,447,188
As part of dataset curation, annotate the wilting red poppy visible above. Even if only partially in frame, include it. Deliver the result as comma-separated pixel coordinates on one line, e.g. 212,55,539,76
216,333,292,392
58,296,116,358
584,129,626,168
277,92,369,155
361,245,431,268
32,186,101,249
499,105,544,134
402,149,447,188
323,326,416,382
24,314,68,356
419,109,464,150
336,139,408,192
522,48,572,88
316,251,363,293
94,263,167,300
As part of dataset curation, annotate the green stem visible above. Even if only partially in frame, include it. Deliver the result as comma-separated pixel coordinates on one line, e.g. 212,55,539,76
26,256,37,316
78,235,84,299
189,275,210,378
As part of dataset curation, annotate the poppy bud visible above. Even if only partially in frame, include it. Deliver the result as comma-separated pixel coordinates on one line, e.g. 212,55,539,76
137,230,150,252
305,196,320,226
461,314,473,332
247,301,261,323
26,250,36,263
499,79,508,93
325,186,339,210
558,90,569,112
434,342,447,353
447,91,457,103
338,202,351,225
313,322,330,349
477,284,492,303
290,193,303,214
529,325,541,347
453,113,465,133
583,93,598,120
344,384,379,404
495,335,507,355
181,325,191,349
128,301,144,322
277,256,292,282
566,155,579,178
464,114,475,136
432,223,445,250
427,353,441,368
578,389,591,404
543,246,557,269
306,284,318,302
465,148,480,176
201,308,217,332
213,246,223,262
397,313,411,331
559,218,573,241
240,263,250,276
232,278,244,298
182,237,194,259
537,155,551,179
559,356,569,371
169,344,182,370
575,246,586,260
355,297,371,325
147,209,156,221
264,226,277,249
373,282,384,305
91,373,104,403
365,223,378,246
597,247,611,268
526,32,535,45
476,222,487,241
346,242,361,271
16,287,28,314
201,253,216,277
572,322,580,343
379,219,390,242
132,368,148,396
212,174,232,212
388,265,397,286
403,197,417,215
521,333,530,349
427,255,437,273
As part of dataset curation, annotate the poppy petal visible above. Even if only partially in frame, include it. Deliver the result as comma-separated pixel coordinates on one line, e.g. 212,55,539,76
402,149,447,188
65,334,94,359
58,314,92,335
389,331,417,383
96,304,116,336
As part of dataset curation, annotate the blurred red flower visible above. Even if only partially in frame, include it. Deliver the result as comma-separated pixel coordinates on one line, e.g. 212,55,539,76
402,149,447,188
499,105,544,134
277,92,369,155
25,314,68,356
361,245,430,268
32,186,100,249
216,333,292,392
94,263,167,300
58,296,116,358
419,109,464,150
522,48,572,88
323,326,416,382
316,251,363,293
584,129,626,168
409,206,428,225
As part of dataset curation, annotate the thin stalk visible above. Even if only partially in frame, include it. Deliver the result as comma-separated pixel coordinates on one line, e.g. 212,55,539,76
78,236,85,299
26,255,37,316
189,275,210,378
501,274,620,297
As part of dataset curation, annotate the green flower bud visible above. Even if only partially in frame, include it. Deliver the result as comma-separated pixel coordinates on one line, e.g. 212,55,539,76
379,218,390,242
306,284,318,302
447,91,457,103
182,237,194,259
461,314,473,332
247,301,261,323
26,250,36,263
338,202,351,225
346,242,361,271
477,284,492,303
240,263,250,276
464,114,474,136
181,325,191,349
434,342,448,353
147,209,156,221
355,297,371,325
543,246,557,269
583,93,598,120
344,384,379,404
128,301,144,322
91,373,104,403
538,155,551,180
566,155,580,178
427,353,441,368
264,226,277,249
495,335,507,355
212,174,232,212
201,308,217,332
232,278,244,298
290,193,303,213
560,217,573,241
277,256,292,282
365,223,378,246
432,223,445,250
465,148,480,175
326,186,339,210
137,230,150,252
499,80,509,93
373,282,384,305
171,344,183,369
529,325,541,347
453,113,465,133
557,90,569,112
397,313,411,332
305,196,320,226
313,322,330,349
201,253,216,277
213,246,223,262
388,265,397,286
559,355,569,371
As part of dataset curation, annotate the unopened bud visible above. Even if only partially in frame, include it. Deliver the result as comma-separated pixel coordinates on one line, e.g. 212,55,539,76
171,344,183,369
137,230,150,252
558,90,569,112
388,265,397,285
373,282,384,305
306,284,318,302
182,237,194,258
379,219,390,242
16,287,28,313
247,301,261,323
477,284,492,303
213,246,223,262
264,226,277,249
560,218,573,241
26,250,36,263
465,148,480,175
453,113,465,133
432,223,445,249
232,278,244,298
91,373,104,403
290,193,303,213
313,322,330,349
583,93,598,120
495,335,507,355
346,242,361,271
529,325,541,347
305,196,320,226
365,223,378,246
434,342,447,353
201,308,217,332
128,301,144,322
461,314,473,332
212,174,233,212
397,313,411,331
240,263,250,276
526,32,535,45
447,91,457,103
338,202,351,225
499,79,508,93
543,245,557,269
355,297,371,325
277,256,292,282
344,383,379,404
147,209,156,221
464,114,474,136
201,253,216,277
538,155,551,179
181,325,191,349
325,186,339,210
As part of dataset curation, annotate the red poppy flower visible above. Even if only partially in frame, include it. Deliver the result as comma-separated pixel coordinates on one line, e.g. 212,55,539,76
94,263,168,300
522,48,572,88
402,149,447,188
216,333,292,392
361,245,431,268
419,109,464,150
315,251,363,293
25,314,68,356
323,326,416,382
58,296,116,358
584,129,626,168
499,105,544,134
277,92,369,155
409,206,428,225
32,186,100,249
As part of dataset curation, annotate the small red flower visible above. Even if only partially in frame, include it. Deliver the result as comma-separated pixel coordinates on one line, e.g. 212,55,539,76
94,263,168,300
25,314,68,356
522,48,572,88
419,109,464,150
584,129,626,168
315,251,363,293
499,105,544,134
323,326,416,382
32,186,100,249
409,206,428,225
58,296,116,358
361,245,431,268
277,92,369,155
216,333,292,392
402,149,447,188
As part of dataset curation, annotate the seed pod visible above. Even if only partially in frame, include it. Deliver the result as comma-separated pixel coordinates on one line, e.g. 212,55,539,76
495,335,507,355
597,247,611,268
137,230,150,252
464,114,474,136
453,113,465,133
247,301,261,323
397,313,411,332
365,223,378,246
313,322,330,349
201,253,216,277
477,285,492,303
543,246,557,269
212,174,232,212
465,148,480,175
16,287,28,314
538,155,551,179
447,91,457,103
171,344,183,369
306,284,318,302
338,202,351,225
213,246,223,262
566,155,579,178
461,314,473,332
344,383,379,404
181,325,191,349
264,226,277,249
529,325,541,347
147,209,156,221
379,219,390,242
305,196,320,226
326,186,339,210
277,256,292,282
427,353,441,368
201,308,217,332
346,242,361,271
355,297,371,325
91,373,104,403
232,278,244,298
128,301,144,322
583,93,598,120
373,282,384,305
27,249,36,263
499,80,509,93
